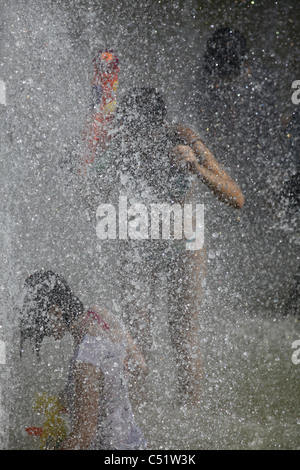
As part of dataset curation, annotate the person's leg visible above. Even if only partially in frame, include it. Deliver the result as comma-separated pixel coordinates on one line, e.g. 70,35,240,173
167,248,206,405
118,244,153,405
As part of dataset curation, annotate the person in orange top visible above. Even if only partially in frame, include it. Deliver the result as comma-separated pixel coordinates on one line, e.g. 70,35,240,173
80,50,119,173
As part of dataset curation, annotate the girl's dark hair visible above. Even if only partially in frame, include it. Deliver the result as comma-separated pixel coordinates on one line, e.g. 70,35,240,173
20,270,84,357
116,87,167,131
204,26,249,78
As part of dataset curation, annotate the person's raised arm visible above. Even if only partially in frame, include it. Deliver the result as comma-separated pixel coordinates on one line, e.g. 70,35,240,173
172,125,244,209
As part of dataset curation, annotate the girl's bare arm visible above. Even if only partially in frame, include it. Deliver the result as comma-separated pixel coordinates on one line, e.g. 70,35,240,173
59,362,103,450
172,125,244,209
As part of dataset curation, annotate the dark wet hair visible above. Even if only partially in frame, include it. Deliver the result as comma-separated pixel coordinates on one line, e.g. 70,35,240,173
116,87,167,132
20,270,84,357
204,26,249,78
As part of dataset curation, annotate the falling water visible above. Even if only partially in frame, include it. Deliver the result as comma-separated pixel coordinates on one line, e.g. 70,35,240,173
0,0,299,450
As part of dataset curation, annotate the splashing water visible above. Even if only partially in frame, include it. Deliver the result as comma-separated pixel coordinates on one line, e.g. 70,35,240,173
0,0,299,450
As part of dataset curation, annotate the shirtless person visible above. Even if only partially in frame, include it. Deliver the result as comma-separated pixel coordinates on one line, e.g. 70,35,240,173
113,88,244,405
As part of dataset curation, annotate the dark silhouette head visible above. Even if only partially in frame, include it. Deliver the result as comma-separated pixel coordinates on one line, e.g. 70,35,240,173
116,87,167,135
204,26,249,79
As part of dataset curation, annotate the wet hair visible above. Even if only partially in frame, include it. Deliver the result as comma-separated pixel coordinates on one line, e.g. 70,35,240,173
20,270,84,357
204,26,249,78
116,87,167,132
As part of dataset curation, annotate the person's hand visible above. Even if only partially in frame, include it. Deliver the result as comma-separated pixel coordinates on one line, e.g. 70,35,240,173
175,124,200,144
163,123,200,145
170,144,198,171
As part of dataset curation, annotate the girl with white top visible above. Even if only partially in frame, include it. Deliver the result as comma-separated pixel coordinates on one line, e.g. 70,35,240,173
20,270,147,450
